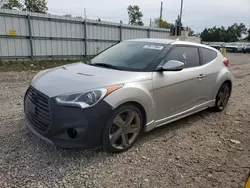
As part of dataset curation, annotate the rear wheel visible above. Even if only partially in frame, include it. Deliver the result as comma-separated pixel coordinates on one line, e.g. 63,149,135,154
214,83,231,111
102,104,143,153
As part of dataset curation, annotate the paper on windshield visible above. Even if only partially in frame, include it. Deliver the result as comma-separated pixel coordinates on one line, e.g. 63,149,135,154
143,45,164,50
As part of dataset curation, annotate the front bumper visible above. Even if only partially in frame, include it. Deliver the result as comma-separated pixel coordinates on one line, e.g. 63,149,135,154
24,87,114,149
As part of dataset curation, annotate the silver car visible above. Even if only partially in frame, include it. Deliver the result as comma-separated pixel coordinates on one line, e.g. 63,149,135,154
24,38,233,153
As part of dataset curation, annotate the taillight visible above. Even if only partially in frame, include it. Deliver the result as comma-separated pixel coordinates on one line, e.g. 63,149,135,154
223,58,229,67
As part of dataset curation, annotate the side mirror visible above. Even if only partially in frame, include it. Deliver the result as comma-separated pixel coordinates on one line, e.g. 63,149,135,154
158,60,184,71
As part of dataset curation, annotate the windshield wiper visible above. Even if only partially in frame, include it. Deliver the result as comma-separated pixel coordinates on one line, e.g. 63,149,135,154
91,63,120,70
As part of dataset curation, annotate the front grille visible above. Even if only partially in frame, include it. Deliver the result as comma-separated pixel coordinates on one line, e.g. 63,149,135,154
25,86,51,133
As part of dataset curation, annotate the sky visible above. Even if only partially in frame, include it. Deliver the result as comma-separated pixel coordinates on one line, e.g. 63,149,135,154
48,0,250,33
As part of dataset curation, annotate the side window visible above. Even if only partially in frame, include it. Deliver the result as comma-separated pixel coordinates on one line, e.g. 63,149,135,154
200,47,217,65
165,46,200,68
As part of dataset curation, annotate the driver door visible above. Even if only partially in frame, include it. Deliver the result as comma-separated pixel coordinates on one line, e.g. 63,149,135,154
153,45,202,125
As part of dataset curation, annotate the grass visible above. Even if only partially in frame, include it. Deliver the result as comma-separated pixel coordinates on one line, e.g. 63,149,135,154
0,58,86,72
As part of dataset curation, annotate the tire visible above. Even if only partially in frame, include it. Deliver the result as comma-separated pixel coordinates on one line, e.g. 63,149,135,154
214,82,231,112
102,104,143,153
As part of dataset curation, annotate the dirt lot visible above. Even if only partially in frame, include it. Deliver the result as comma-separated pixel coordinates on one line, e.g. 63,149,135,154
0,53,249,188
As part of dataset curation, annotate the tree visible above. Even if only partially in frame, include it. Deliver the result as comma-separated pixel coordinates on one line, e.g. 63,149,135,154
225,23,247,41
235,23,247,38
76,16,83,19
1,0,22,10
23,0,48,14
1,0,48,13
127,5,144,26
153,18,175,35
153,18,172,29
200,23,247,42
247,29,250,41
63,14,72,17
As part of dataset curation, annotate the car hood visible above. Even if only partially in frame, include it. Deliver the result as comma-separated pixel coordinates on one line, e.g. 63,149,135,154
31,62,152,97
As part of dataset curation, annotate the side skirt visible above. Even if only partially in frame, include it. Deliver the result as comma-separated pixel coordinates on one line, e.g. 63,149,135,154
145,100,215,132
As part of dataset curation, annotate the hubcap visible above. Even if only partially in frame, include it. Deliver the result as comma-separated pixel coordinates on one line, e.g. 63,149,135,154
109,109,141,150
217,85,230,110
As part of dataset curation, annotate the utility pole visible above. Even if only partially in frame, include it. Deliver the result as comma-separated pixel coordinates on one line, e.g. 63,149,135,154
84,8,87,20
179,0,184,36
159,1,163,27
180,0,184,23
150,18,152,27
175,19,177,36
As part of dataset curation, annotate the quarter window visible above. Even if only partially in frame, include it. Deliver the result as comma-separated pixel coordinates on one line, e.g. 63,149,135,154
165,46,200,68
200,47,217,65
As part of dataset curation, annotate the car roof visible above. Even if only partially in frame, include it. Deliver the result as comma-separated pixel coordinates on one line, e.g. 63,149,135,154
126,38,175,44
126,38,217,51
172,40,217,51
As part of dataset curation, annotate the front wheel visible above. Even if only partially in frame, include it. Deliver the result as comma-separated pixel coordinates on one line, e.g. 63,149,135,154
102,104,143,153
214,83,231,111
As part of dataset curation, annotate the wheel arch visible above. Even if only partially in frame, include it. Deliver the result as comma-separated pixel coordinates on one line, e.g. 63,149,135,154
213,68,233,99
103,85,155,130
116,101,147,129
217,80,233,96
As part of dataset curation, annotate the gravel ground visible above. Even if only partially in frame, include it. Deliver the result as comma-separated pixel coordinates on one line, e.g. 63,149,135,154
0,53,250,188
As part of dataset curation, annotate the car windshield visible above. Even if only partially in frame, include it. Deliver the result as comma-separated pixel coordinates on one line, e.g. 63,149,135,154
87,41,168,71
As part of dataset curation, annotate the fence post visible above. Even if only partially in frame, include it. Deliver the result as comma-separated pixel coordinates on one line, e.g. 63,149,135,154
27,14,34,60
148,28,150,38
119,25,122,42
84,20,88,58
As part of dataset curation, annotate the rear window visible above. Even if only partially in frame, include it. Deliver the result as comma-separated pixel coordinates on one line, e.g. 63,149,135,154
200,47,217,65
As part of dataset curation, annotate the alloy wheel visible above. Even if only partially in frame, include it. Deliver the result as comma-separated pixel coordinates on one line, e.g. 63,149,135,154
109,109,141,150
217,84,230,110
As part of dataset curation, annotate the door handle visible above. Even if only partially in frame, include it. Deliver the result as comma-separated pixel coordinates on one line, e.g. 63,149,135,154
197,74,205,79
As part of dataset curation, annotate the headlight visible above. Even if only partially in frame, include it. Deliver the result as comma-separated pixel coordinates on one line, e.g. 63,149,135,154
55,85,123,109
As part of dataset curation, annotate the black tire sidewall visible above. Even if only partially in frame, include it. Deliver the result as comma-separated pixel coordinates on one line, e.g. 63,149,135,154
102,104,143,153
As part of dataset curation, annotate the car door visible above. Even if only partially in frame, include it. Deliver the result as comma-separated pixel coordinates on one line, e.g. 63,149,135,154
152,45,203,124
197,47,220,103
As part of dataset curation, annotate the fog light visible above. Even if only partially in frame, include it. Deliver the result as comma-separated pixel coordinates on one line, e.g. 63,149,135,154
67,128,78,139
